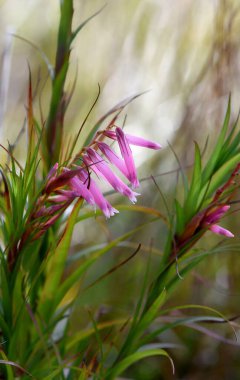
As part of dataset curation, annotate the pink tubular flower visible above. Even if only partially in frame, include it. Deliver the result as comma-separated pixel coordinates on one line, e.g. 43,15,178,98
103,130,162,150
203,204,234,238
85,148,140,203
124,134,162,150
33,203,67,218
69,176,95,206
48,190,77,203
209,224,234,238
115,127,139,188
97,142,129,180
46,163,59,181
45,167,84,194
78,170,119,218
204,205,230,224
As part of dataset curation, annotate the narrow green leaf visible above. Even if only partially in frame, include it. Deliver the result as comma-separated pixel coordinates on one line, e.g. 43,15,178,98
54,220,157,311
0,352,33,378
202,96,231,184
38,199,83,319
137,288,167,334
105,348,174,380
116,288,167,361
175,199,185,236
0,352,14,380
184,142,202,220
13,34,54,79
198,152,240,205
0,260,11,327
71,5,106,43
219,111,240,164
0,314,10,339
141,314,235,347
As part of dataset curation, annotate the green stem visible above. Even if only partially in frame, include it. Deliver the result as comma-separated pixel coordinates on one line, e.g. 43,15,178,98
45,0,74,169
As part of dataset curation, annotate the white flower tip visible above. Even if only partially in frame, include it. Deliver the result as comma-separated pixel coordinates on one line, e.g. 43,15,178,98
129,191,141,203
103,206,119,218
111,208,119,216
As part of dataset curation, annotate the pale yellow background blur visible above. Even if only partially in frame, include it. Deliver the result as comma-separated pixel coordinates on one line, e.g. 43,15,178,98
0,0,240,166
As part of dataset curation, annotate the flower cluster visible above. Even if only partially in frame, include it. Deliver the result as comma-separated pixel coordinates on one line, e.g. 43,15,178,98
27,126,161,240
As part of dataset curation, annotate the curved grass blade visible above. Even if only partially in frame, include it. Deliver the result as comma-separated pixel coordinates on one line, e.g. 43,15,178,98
71,5,107,43
11,33,54,79
105,348,174,380
0,354,33,378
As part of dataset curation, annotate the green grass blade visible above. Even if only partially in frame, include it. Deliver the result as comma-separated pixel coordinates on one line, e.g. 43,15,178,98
137,288,167,335
175,199,185,236
105,348,174,380
54,220,156,311
71,5,106,43
202,96,231,184
38,199,83,320
198,152,240,204
184,142,202,220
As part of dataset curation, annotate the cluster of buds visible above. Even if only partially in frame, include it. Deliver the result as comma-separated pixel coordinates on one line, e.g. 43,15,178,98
172,202,233,263
29,126,161,239
175,161,240,253
202,204,234,238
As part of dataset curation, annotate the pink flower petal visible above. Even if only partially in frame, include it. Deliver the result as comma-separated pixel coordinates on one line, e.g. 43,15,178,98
48,190,77,203
103,130,162,149
115,127,139,188
46,163,59,181
124,134,162,150
34,203,66,218
69,176,95,205
209,224,234,238
85,148,140,203
205,205,230,224
97,142,129,180
78,170,119,218
45,167,84,194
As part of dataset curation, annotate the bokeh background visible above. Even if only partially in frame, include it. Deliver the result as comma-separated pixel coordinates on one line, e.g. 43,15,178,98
1,0,240,379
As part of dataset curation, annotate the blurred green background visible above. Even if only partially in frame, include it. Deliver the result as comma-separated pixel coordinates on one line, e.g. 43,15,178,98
1,0,240,379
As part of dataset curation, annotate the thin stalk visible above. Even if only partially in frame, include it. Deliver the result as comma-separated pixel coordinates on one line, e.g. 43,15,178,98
45,0,74,169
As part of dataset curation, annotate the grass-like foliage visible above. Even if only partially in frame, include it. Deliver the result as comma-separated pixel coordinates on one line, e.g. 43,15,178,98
0,1,239,379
